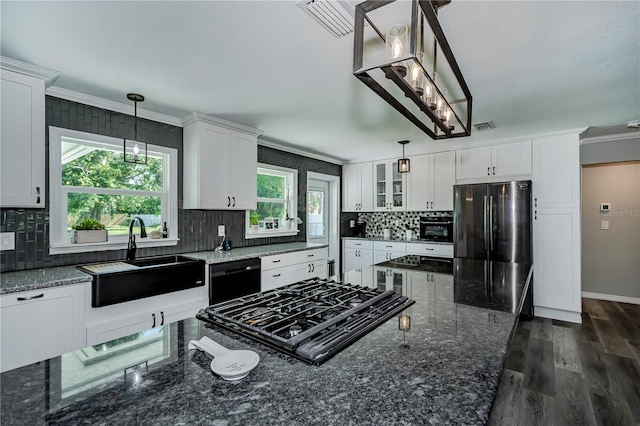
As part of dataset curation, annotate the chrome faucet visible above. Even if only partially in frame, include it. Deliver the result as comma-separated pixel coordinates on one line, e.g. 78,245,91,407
126,217,147,261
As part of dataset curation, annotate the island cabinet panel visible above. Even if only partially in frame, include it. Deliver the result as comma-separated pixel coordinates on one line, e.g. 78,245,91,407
84,285,208,347
0,69,45,208
261,248,328,292
342,162,373,212
456,141,532,182
183,121,257,210
406,151,455,211
1,284,84,372
532,133,581,323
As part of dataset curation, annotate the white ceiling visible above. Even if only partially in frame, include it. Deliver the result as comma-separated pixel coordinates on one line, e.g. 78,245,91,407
1,1,638,163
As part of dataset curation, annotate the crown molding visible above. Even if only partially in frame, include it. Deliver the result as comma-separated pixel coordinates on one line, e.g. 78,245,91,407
258,138,344,165
180,111,263,137
45,86,183,127
0,56,60,87
580,131,640,145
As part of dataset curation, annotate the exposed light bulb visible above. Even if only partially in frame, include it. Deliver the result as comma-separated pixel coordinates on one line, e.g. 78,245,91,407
133,144,139,155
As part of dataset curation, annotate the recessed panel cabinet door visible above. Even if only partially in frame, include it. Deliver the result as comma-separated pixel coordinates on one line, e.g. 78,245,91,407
533,134,580,209
0,70,45,208
406,154,430,211
431,151,455,211
227,131,257,210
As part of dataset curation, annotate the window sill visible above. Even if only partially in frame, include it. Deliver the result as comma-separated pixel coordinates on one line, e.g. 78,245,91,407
49,238,179,255
244,230,299,239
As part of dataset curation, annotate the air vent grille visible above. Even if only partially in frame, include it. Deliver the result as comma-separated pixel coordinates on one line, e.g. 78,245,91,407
297,0,354,38
473,121,496,132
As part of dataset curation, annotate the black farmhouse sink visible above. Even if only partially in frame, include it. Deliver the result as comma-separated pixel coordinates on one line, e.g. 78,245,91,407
78,255,205,307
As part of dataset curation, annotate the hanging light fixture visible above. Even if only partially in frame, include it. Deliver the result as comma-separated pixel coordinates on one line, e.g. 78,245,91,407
398,140,410,173
124,93,147,164
353,0,472,139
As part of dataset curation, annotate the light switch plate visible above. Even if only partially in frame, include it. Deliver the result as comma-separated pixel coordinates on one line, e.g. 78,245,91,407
601,220,609,230
218,225,225,237
0,232,15,251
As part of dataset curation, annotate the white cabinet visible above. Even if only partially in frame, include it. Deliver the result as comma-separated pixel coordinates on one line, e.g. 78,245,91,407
183,120,257,210
342,162,373,212
343,239,374,272
373,266,406,292
373,241,406,263
532,133,581,323
0,69,45,208
456,141,531,181
1,285,85,372
406,242,453,258
406,151,455,211
261,248,328,292
84,285,207,347
373,160,406,211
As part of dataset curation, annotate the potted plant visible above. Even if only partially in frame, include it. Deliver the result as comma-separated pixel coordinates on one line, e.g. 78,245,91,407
72,218,108,244
249,212,260,232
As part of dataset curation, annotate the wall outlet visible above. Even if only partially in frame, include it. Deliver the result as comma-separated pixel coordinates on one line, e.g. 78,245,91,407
601,220,609,230
218,225,225,237
0,232,15,251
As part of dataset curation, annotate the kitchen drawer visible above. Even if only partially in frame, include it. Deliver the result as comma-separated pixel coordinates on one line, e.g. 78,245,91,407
374,241,406,253
406,243,453,258
343,239,374,250
261,248,328,271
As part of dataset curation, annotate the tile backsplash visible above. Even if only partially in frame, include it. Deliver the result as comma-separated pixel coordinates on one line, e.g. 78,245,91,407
355,211,429,239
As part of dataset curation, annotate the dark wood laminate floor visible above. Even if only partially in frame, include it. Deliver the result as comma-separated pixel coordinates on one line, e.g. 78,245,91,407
490,298,640,426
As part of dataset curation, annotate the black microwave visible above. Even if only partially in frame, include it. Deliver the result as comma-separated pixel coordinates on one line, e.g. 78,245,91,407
419,212,453,243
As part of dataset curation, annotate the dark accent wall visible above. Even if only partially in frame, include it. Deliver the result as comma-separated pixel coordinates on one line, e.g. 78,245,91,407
0,97,341,272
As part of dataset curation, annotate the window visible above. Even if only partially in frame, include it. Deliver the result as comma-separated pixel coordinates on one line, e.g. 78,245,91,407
245,164,298,238
49,127,178,254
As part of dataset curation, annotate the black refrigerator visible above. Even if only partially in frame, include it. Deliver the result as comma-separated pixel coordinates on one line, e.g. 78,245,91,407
453,181,532,263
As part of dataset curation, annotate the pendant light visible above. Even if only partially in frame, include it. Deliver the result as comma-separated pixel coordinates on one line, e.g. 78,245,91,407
124,93,147,165
398,140,410,173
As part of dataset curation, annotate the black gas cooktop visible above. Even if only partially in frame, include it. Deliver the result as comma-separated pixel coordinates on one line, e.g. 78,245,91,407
197,278,414,365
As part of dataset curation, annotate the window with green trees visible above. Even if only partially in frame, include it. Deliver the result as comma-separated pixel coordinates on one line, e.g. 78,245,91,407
49,127,178,253
245,164,297,237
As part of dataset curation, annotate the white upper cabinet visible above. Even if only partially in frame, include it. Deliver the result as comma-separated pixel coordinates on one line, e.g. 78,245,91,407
407,151,455,211
183,120,258,210
0,69,45,208
373,160,405,211
342,162,373,212
532,134,580,209
456,141,532,181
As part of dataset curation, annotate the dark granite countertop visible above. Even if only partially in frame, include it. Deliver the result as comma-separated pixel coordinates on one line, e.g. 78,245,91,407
0,266,92,295
0,257,531,425
343,236,453,245
183,242,328,264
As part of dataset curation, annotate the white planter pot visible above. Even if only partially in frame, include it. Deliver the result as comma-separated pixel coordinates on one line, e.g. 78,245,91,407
72,229,108,244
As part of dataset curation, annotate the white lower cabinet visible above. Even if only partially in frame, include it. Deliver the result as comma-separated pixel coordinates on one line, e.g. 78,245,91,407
1,284,85,372
342,239,374,272
373,241,406,263
84,285,208,347
261,248,328,292
406,242,453,258
373,267,406,292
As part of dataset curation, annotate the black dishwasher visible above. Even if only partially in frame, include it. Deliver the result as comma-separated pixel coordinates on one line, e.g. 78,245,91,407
209,258,261,304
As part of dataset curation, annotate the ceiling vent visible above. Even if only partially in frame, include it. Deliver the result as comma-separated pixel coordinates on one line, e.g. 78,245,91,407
297,0,355,38
473,121,496,132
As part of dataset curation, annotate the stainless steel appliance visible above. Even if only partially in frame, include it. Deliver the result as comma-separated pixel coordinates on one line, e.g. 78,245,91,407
453,181,532,263
419,212,453,242
209,258,261,304
197,278,414,364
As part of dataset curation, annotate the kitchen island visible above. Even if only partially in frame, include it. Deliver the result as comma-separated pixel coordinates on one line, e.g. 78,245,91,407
0,257,530,425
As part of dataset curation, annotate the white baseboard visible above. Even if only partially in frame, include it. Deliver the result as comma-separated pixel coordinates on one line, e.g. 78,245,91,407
581,292,640,305
534,306,582,324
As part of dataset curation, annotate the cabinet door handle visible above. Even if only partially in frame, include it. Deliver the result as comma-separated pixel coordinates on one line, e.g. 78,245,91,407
36,186,41,204
355,243,361,246
425,248,434,251
430,201,434,209
307,253,314,257
312,264,315,272
535,210,537,220
308,264,312,273
493,166,496,175
385,245,392,248
152,313,156,328
272,259,281,263
487,167,490,176
160,311,165,326
17,293,44,301
273,273,281,278
232,196,236,207
535,198,538,207
227,196,231,207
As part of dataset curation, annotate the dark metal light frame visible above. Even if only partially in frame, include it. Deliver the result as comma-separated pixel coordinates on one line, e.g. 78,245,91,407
124,93,148,165
398,140,410,173
353,0,472,139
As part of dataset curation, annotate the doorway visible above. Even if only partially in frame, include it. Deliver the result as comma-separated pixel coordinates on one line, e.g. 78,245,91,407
307,172,340,274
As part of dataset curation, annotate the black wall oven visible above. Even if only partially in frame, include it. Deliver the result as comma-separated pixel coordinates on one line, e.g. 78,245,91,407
419,212,453,243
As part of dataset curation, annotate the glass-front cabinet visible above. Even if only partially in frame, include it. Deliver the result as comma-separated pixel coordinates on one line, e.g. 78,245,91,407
373,160,406,211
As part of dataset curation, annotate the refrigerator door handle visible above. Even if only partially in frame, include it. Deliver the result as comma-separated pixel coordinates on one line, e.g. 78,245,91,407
483,195,489,251
489,196,494,251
